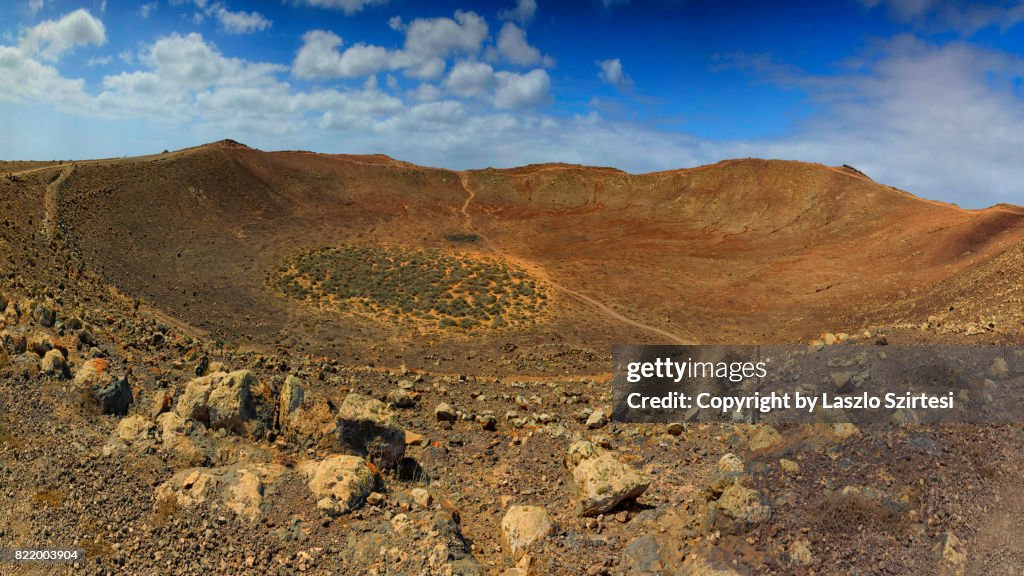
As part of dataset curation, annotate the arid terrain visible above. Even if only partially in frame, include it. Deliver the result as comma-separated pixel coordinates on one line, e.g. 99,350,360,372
1,140,1023,575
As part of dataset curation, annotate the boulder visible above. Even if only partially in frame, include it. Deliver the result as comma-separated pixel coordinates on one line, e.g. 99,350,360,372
278,375,304,426
156,412,210,467
207,370,257,434
300,455,379,516
933,531,966,576
154,463,286,522
501,505,555,558
74,358,132,415
435,402,457,421
586,409,608,429
40,349,69,379
335,393,405,469
174,370,261,435
102,414,156,456
709,484,771,533
564,440,650,516
32,301,56,327
27,332,54,357
747,424,782,451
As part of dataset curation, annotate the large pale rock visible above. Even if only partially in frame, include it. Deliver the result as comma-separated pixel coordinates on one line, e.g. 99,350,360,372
156,412,210,467
174,370,260,435
278,375,304,425
564,440,650,516
501,505,555,558
102,414,156,457
207,370,257,434
709,484,771,533
74,358,132,415
335,393,405,468
300,455,380,517
40,349,69,379
154,463,286,522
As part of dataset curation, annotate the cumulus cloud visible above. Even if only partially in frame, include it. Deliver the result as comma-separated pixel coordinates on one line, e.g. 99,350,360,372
215,7,272,34
0,45,87,105
597,58,631,90
28,0,44,17
292,10,488,79
293,0,387,15
494,69,551,108
138,2,156,18
499,0,537,24
20,8,106,61
292,30,398,79
495,23,553,67
444,60,497,97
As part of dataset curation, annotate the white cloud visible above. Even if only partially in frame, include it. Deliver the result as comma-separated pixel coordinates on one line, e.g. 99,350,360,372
717,36,1024,203
0,45,87,105
20,8,106,61
444,60,497,97
597,58,632,90
139,32,285,89
293,0,386,15
860,0,1024,34
28,0,44,17
495,23,553,67
119,49,134,64
292,30,398,79
499,0,537,24
292,11,488,80
86,54,112,66
409,83,442,102
494,69,551,108
399,10,488,77
215,7,272,34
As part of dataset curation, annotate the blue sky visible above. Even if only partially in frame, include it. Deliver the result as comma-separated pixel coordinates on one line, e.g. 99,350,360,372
2,0,1024,207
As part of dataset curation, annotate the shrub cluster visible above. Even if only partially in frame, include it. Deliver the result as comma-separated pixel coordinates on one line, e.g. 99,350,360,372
274,245,547,331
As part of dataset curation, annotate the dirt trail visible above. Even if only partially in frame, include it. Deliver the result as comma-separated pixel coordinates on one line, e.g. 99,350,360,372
457,171,693,345
42,164,73,240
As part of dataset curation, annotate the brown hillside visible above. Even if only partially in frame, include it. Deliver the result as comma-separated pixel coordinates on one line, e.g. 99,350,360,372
7,141,1022,372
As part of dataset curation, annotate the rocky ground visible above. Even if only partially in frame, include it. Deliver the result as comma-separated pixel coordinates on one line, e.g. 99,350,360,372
2,147,1024,575
2,287,1024,575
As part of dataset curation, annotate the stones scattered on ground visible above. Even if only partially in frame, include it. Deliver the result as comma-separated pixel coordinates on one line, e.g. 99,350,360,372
300,455,380,517
335,393,406,469
666,422,685,436
501,505,555,558
564,440,651,516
